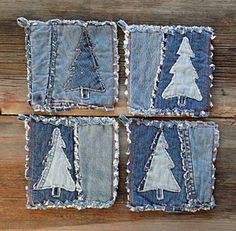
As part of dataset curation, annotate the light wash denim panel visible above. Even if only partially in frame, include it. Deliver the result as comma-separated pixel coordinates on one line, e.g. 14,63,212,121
17,17,119,112
119,116,219,212
19,115,119,209
118,20,215,117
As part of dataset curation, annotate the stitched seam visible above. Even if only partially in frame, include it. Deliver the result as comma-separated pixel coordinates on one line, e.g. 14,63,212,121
29,121,33,206
111,125,114,196
45,23,58,106
129,124,135,205
111,25,115,104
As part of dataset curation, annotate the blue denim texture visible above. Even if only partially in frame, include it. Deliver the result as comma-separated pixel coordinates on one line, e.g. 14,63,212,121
126,119,219,212
155,31,211,116
20,115,119,209
17,18,119,111
118,21,214,117
30,122,77,204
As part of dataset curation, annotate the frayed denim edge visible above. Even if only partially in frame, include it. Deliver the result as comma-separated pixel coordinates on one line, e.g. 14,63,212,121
118,19,215,118
17,17,119,112
18,114,119,210
122,117,219,212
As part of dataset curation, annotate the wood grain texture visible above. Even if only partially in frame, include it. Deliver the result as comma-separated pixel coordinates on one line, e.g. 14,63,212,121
0,0,235,230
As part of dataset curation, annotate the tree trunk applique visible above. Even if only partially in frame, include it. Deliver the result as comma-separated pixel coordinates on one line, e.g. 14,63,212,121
162,36,202,107
64,27,106,99
33,127,76,198
138,131,181,200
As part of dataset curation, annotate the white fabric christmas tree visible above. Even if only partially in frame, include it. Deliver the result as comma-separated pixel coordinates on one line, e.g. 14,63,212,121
162,36,202,106
34,127,76,197
138,131,181,200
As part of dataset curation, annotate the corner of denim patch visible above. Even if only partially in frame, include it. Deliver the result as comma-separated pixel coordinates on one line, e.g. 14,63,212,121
123,119,219,212
119,21,215,118
17,18,119,112
19,115,119,209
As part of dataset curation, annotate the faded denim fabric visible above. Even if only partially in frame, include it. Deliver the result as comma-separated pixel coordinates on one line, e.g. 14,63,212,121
17,17,119,112
123,118,219,212
118,20,215,117
19,115,119,209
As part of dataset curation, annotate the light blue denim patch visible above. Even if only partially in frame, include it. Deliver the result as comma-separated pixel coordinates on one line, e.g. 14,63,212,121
120,116,219,212
118,20,215,117
17,17,119,112
19,115,119,209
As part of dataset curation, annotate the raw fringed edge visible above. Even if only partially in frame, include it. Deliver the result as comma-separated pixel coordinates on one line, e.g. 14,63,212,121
117,20,214,34
118,19,215,118
17,17,117,27
18,114,119,209
18,114,116,127
208,32,216,111
73,126,84,200
17,18,33,107
112,23,120,103
129,107,209,118
17,17,119,112
122,117,219,212
32,102,115,112
117,20,131,110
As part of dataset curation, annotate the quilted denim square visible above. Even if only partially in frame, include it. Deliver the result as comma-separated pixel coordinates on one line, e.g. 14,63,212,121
118,20,215,117
17,17,119,112
121,117,219,212
19,115,119,209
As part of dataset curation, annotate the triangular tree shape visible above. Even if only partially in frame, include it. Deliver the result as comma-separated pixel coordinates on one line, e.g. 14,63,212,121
162,36,202,106
138,131,181,200
34,127,76,197
64,28,106,99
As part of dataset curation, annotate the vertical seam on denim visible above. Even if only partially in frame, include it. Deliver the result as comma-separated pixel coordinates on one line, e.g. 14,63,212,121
129,33,132,107
29,121,33,206
129,124,135,206
45,23,58,107
25,26,33,106
111,25,115,105
111,125,114,197
74,125,83,200
178,124,197,207
150,32,166,109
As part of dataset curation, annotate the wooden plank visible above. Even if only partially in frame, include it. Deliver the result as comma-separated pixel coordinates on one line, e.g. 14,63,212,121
0,116,235,230
0,1,236,116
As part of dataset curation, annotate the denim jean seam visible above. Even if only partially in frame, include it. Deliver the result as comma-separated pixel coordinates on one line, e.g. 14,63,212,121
177,125,197,209
18,114,119,209
64,27,106,94
44,23,59,108
121,117,219,212
118,20,215,117
17,17,119,112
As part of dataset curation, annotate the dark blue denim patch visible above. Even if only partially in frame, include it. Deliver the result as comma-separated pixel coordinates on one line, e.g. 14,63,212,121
118,20,215,117
125,118,219,212
19,114,119,209
17,17,119,112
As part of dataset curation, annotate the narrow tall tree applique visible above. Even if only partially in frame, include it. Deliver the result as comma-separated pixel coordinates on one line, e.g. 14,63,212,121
138,131,181,200
64,28,106,99
34,127,76,198
162,36,202,106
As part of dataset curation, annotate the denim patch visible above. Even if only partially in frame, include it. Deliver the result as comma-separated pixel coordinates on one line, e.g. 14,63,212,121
121,117,219,212
19,115,119,209
17,17,119,112
118,20,215,117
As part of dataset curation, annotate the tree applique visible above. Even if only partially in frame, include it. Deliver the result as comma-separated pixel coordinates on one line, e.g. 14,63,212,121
162,36,202,106
64,28,106,99
138,131,181,200
34,127,76,198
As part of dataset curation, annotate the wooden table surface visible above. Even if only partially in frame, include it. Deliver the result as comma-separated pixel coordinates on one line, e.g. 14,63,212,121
0,0,236,230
